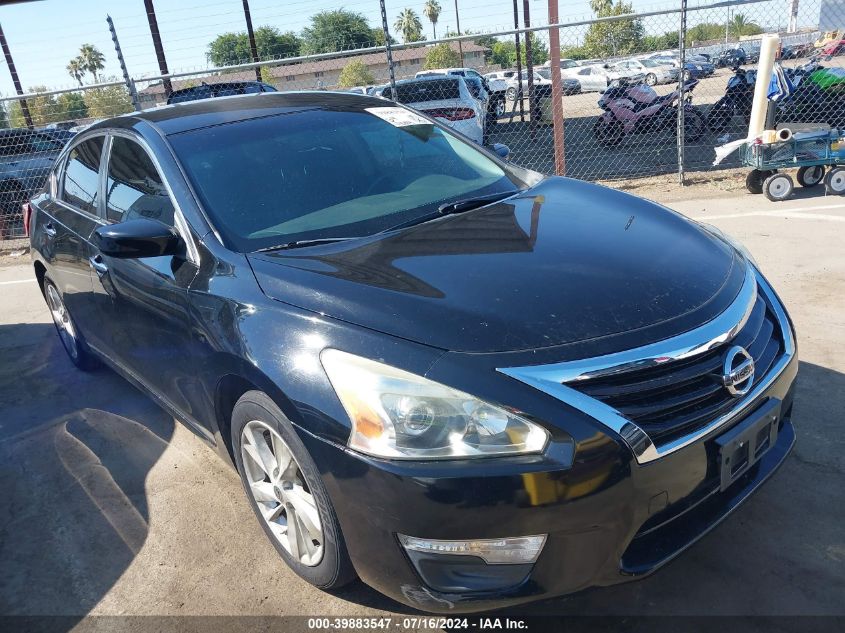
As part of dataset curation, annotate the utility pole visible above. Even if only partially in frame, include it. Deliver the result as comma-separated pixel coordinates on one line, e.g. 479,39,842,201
454,0,464,66
787,0,799,33
143,0,172,98
379,0,396,99
677,0,687,185
548,0,565,175
725,7,731,46
512,0,524,122
522,0,534,134
107,16,141,112
0,23,32,129
242,0,262,81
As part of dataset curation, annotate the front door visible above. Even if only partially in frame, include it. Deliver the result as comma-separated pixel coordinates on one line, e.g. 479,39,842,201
91,133,200,423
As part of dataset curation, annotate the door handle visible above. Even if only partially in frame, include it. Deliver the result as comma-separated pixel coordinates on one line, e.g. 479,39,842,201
43,223,57,238
89,254,109,277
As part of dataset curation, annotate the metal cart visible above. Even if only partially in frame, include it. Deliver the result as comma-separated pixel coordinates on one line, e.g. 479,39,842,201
742,129,845,201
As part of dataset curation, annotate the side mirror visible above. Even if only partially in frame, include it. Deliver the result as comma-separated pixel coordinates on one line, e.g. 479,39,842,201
94,218,182,259
492,143,510,160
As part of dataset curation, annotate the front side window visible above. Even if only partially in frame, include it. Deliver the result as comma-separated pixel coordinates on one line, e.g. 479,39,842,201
169,108,519,252
61,136,104,215
105,136,174,225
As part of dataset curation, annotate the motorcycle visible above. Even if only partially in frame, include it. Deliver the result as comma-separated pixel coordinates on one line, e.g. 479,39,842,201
593,77,707,146
776,58,845,128
707,64,756,134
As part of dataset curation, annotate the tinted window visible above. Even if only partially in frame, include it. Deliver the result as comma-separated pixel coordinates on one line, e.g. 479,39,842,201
106,137,174,225
169,108,517,252
384,79,460,103
62,136,104,215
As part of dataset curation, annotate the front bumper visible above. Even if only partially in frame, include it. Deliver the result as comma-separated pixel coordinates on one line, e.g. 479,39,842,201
301,353,797,613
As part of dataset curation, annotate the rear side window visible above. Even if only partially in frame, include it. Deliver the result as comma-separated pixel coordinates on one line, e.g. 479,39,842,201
384,79,460,103
61,136,104,215
105,137,174,226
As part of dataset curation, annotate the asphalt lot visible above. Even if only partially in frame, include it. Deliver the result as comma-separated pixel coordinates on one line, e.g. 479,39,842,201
1,188,844,622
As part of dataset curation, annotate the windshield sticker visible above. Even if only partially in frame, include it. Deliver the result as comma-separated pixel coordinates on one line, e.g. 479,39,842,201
365,107,431,128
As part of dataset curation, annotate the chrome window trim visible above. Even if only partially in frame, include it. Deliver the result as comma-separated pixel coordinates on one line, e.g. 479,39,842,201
498,266,795,465
105,129,200,266
56,131,108,221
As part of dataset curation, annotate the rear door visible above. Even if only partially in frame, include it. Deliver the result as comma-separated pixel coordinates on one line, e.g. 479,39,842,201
92,132,201,422
33,135,106,337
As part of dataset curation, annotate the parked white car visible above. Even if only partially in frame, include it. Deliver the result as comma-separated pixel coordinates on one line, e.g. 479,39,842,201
569,63,646,92
612,58,679,85
504,69,553,100
544,58,582,78
417,68,507,118
382,75,485,144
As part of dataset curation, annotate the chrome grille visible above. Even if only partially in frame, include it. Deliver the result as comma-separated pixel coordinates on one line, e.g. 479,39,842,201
568,286,785,444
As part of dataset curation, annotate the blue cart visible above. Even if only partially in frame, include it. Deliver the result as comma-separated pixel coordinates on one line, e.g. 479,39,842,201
741,128,845,200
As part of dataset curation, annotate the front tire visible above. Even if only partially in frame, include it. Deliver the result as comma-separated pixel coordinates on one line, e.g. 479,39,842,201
824,166,845,194
505,86,517,101
682,108,707,141
593,116,624,146
232,391,356,590
764,172,794,201
645,73,657,86
43,278,100,371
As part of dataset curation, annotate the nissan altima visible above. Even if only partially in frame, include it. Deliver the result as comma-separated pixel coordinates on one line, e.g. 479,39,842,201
26,92,797,613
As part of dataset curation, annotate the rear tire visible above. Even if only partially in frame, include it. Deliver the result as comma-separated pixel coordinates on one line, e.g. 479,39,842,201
797,165,825,187
745,169,773,194
682,108,708,141
645,73,657,86
43,278,100,371
824,166,845,194
505,87,517,101
231,391,356,590
708,100,733,134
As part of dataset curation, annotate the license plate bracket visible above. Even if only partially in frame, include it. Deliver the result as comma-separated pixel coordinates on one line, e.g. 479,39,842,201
716,399,781,491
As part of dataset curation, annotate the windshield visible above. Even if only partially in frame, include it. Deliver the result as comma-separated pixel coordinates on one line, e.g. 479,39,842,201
169,108,519,252
535,68,551,80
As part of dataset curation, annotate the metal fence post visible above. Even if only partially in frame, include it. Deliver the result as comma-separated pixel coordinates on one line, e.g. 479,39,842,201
677,0,687,186
379,0,397,99
107,15,141,112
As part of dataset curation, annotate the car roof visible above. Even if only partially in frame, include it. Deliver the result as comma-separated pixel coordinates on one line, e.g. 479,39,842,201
87,91,391,136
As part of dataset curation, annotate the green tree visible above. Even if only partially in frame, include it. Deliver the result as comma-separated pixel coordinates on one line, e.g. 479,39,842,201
394,9,424,43
56,92,88,120
371,27,397,47
487,37,548,67
729,13,763,38
641,31,679,52
338,60,376,87
66,58,85,87
0,104,8,129
84,82,133,119
686,22,725,44
207,26,300,66
78,44,106,82
583,0,644,58
9,87,58,127
560,44,592,60
301,10,377,54
423,43,461,69
423,0,441,40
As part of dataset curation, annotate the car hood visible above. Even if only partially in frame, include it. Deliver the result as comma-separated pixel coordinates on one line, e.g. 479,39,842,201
248,177,745,353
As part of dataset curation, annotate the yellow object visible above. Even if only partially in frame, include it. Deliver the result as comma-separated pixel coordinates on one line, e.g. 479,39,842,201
761,130,778,143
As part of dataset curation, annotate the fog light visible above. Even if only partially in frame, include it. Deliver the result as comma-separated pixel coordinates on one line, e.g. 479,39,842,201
398,534,546,564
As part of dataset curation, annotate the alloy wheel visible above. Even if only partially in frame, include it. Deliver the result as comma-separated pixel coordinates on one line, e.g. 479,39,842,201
240,420,324,566
45,283,78,361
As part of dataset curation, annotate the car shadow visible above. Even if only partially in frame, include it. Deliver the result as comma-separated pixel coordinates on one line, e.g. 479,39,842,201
0,322,175,620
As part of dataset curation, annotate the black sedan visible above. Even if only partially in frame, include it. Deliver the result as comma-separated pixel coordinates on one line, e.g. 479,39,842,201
26,92,797,613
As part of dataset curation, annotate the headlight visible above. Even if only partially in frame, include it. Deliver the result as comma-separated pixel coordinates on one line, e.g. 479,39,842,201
321,349,549,460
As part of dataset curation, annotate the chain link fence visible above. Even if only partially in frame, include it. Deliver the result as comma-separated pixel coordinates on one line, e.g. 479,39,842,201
2,0,844,243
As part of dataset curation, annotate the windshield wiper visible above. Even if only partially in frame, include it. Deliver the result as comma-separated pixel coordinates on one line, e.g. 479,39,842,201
380,190,520,234
257,236,358,252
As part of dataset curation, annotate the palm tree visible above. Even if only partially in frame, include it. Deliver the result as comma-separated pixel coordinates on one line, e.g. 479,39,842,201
729,13,761,37
78,44,106,82
394,9,423,44
66,57,85,86
423,0,442,40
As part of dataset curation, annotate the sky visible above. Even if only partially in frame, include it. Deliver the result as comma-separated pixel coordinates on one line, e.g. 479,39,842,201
0,0,823,97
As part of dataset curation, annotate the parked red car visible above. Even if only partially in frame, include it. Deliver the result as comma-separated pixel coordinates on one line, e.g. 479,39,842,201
821,38,845,56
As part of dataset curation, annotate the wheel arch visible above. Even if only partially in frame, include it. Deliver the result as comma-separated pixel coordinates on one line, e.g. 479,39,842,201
213,360,307,466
